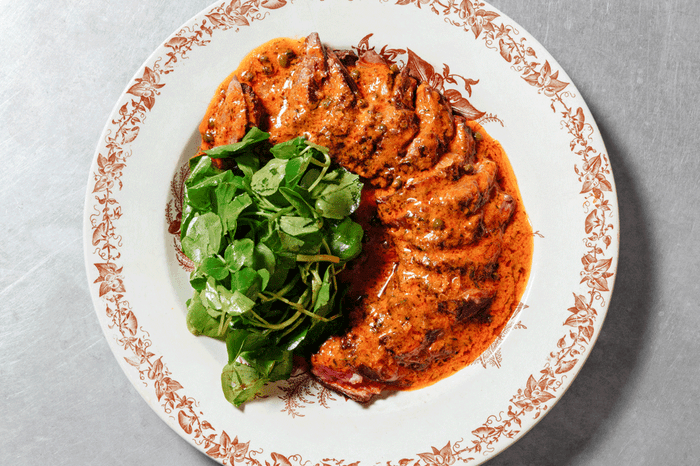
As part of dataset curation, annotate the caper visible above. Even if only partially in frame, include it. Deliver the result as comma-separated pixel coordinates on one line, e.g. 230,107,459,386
258,54,269,63
463,163,474,173
261,65,273,75
203,130,215,143
390,64,399,73
207,117,216,129
278,54,290,68
350,69,360,81
431,218,445,230
474,131,483,142
240,70,254,82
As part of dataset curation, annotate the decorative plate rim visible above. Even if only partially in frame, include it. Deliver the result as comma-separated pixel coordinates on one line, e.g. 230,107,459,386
84,1,619,464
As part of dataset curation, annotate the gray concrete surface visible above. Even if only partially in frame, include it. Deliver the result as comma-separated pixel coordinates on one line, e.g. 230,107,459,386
1,0,698,464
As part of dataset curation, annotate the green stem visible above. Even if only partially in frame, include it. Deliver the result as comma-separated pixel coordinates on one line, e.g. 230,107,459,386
307,152,331,192
248,306,302,330
296,254,340,263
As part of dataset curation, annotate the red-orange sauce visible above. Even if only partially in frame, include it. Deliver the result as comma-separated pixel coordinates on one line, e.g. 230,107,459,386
314,121,532,394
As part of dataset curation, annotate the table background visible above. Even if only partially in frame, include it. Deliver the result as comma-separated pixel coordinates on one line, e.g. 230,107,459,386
1,0,698,464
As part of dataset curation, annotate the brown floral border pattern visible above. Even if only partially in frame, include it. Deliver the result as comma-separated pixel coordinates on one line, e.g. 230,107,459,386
88,0,615,464
475,304,527,370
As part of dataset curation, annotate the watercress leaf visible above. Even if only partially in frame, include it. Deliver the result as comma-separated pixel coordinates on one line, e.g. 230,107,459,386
225,238,255,272
323,167,357,187
329,217,364,261
236,153,260,184
276,230,305,253
263,190,292,210
190,170,230,191
240,331,273,353
183,187,212,212
304,141,330,155
214,174,245,210
182,212,223,263
313,265,333,313
253,243,276,276
201,255,229,281
225,328,272,358
187,170,239,212
225,329,251,362
202,278,223,311
205,127,270,158
230,267,262,299
244,350,276,378
257,268,270,291
299,168,321,190
180,202,196,242
187,155,217,185
186,292,225,339
219,285,256,316
296,294,346,356
283,325,309,351
238,126,270,145
251,158,287,196
189,267,207,291
280,216,322,237
279,187,313,218
221,192,253,234
283,154,313,188
245,346,292,380
269,136,307,159
260,227,281,252
185,171,224,212
268,350,294,381
314,170,362,219
297,231,323,255
265,265,289,292
226,330,272,364
221,361,267,407
298,314,344,356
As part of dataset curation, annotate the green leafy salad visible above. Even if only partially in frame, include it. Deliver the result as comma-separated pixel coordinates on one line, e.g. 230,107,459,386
180,127,364,406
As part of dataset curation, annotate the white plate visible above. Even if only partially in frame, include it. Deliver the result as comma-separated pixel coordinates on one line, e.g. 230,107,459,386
84,0,618,464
